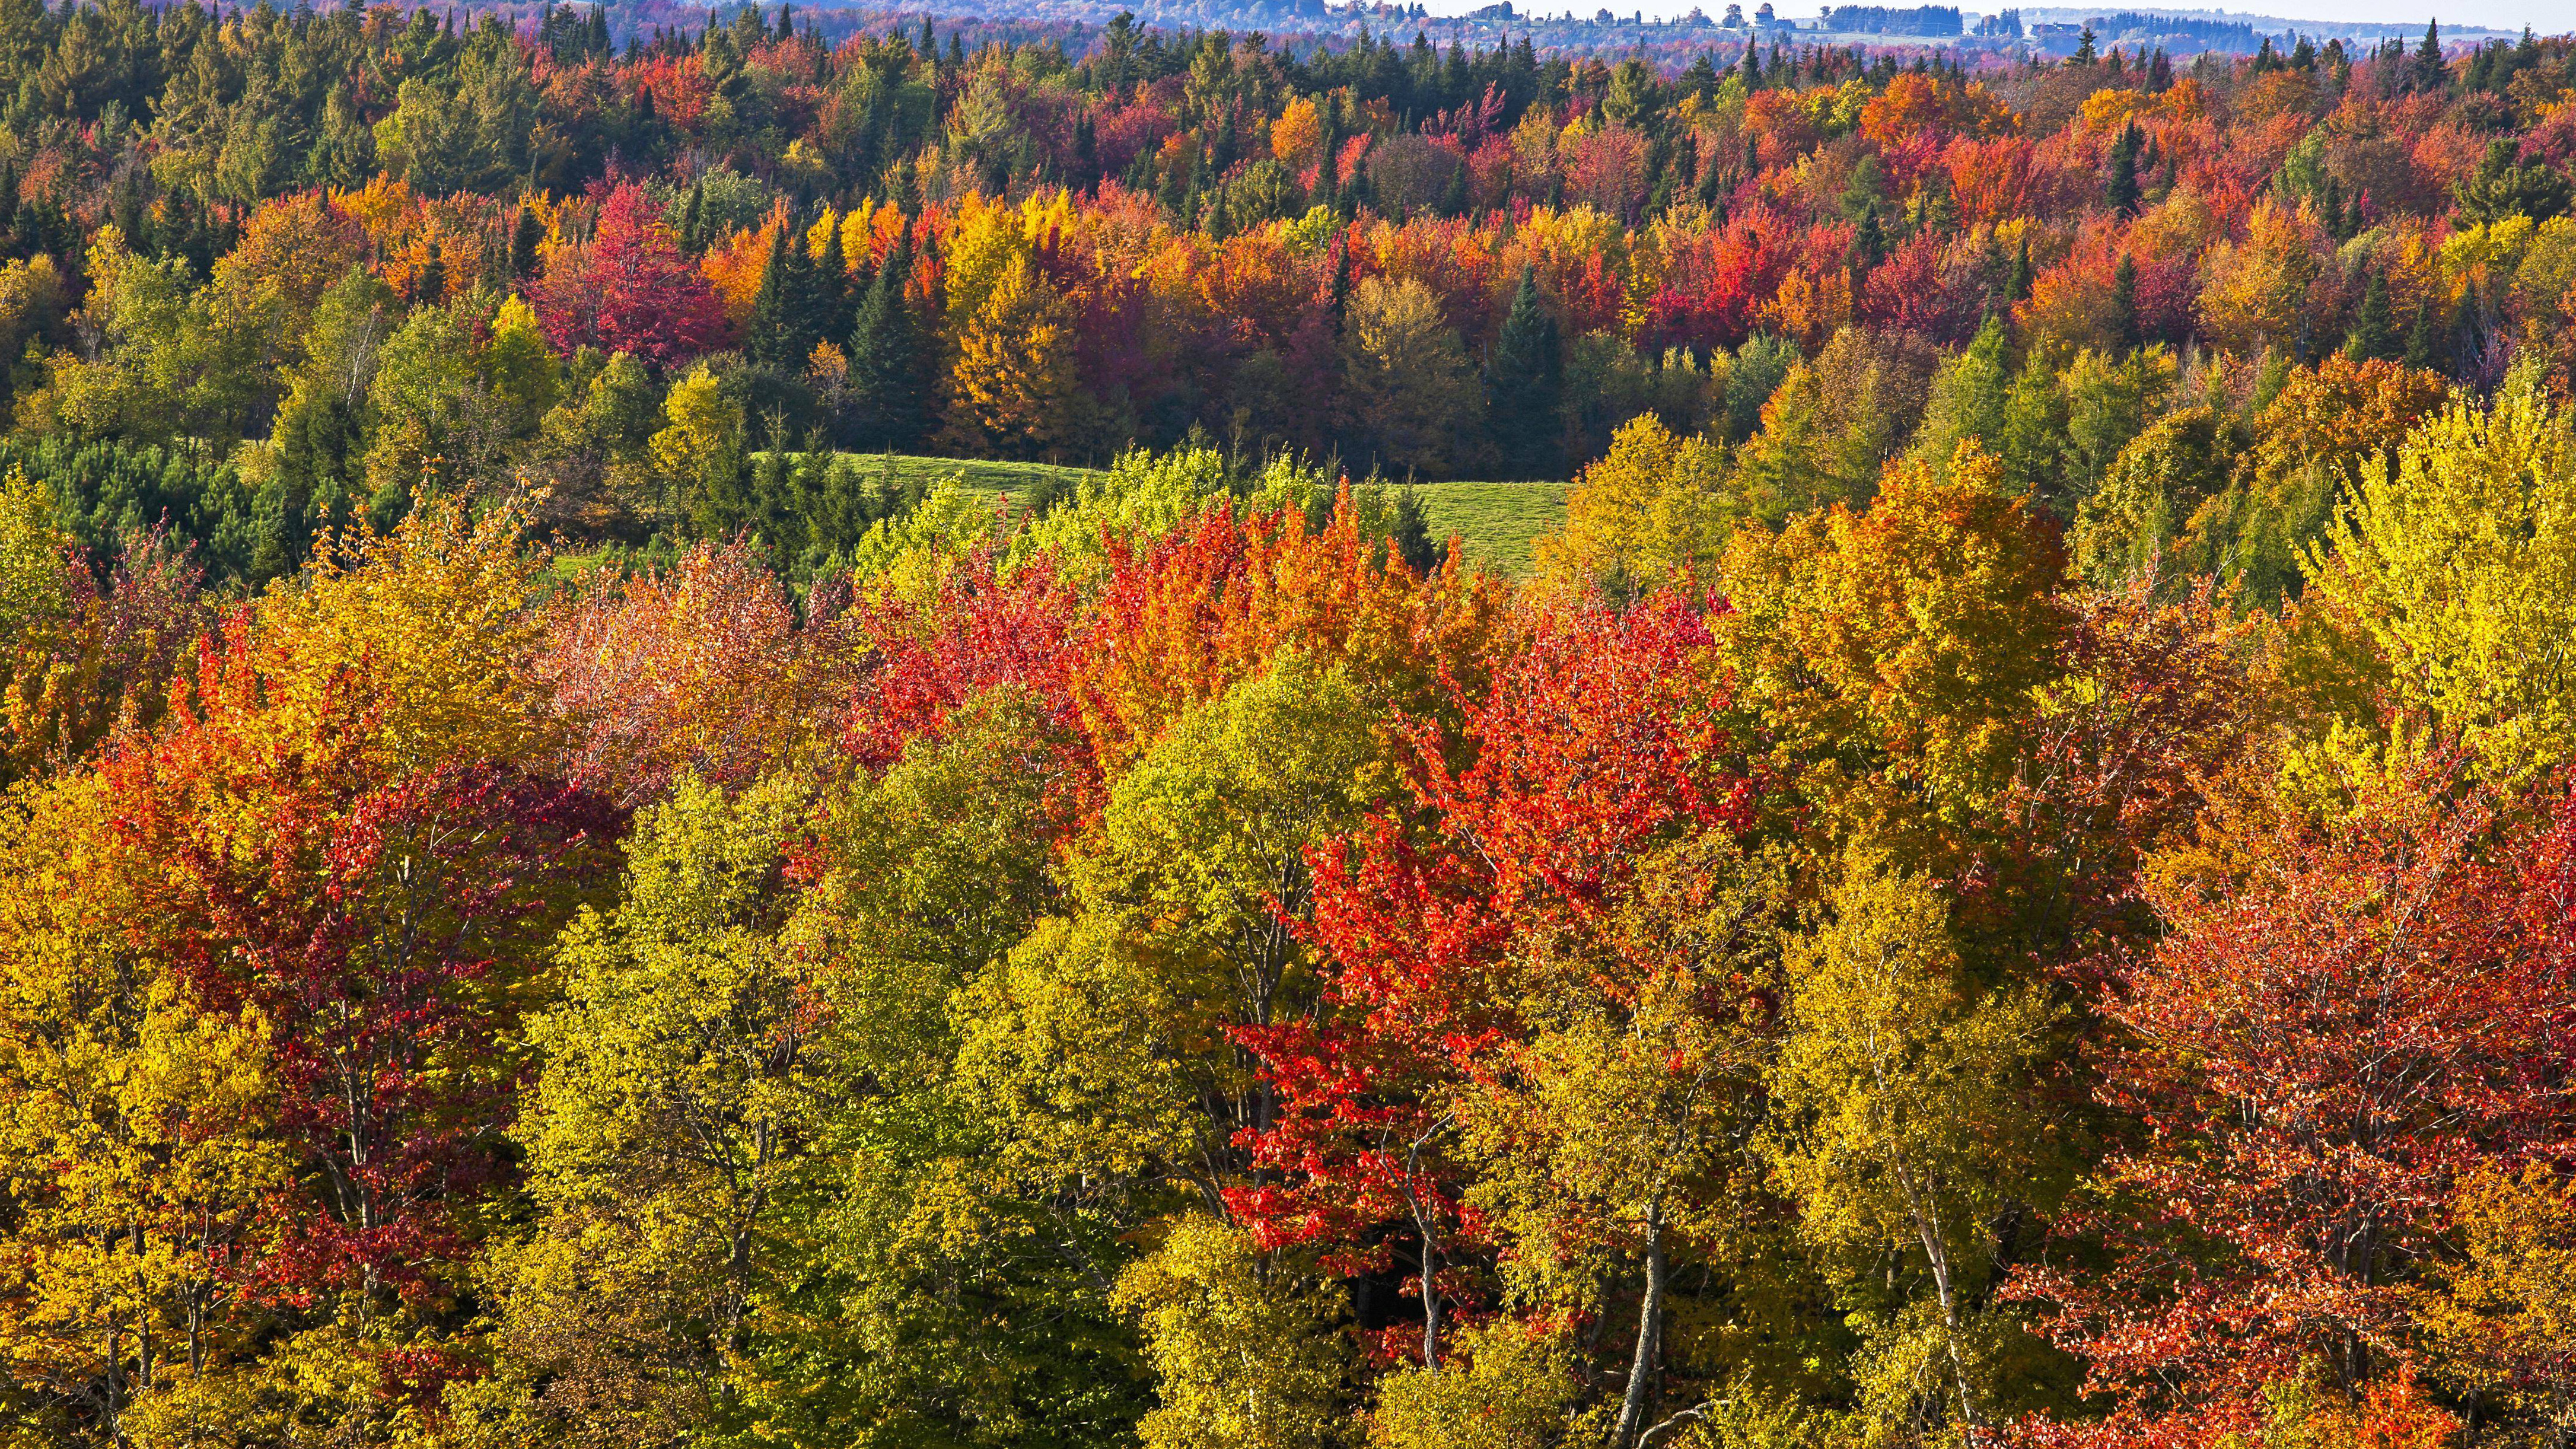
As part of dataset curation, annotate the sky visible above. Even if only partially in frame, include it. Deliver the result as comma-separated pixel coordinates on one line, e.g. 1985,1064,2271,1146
1495,0,2566,34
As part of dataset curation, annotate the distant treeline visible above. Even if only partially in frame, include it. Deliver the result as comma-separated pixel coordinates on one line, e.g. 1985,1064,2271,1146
1818,5,1965,36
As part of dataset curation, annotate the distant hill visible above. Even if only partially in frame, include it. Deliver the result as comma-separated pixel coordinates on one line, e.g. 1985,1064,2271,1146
2013,5,2514,42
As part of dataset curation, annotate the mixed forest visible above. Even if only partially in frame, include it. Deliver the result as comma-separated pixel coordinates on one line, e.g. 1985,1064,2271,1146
9,4,2576,1449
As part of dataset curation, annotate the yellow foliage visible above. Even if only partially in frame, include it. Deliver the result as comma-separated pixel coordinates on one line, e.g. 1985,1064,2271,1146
1272,95,1324,175
2079,87,2152,134
252,496,551,771
942,253,1085,458
1539,413,1731,594
2308,359,2576,784
1112,1216,1352,1449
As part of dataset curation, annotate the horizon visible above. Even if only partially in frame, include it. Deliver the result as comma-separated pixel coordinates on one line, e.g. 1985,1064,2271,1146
1412,0,2555,36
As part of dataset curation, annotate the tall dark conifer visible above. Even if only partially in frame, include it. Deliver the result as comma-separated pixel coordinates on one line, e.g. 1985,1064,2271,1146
2107,122,2142,216
747,224,805,368
509,205,543,280
849,222,928,450
2110,254,2139,350
811,221,850,348
1485,266,1564,481
2346,271,2397,362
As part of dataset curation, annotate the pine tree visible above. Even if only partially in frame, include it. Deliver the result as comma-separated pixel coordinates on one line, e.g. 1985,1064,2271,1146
2110,254,2139,350
747,224,804,369
2414,20,2445,93
2345,271,2397,362
811,221,850,349
1387,486,1444,574
2403,303,2438,371
510,205,543,280
1304,479,1338,536
2008,237,2034,303
2107,122,2142,216
848,224,927,450
415,240,447,304
1485,266,1565,482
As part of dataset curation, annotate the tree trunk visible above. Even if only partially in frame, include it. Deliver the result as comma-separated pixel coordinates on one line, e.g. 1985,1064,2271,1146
1897,1164,1982,1442
1612,1205,1666,1449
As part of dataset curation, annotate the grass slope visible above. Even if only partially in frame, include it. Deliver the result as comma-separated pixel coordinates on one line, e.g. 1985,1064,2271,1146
1411,480,1568,580
834,453,1104,507
834,454,1571,579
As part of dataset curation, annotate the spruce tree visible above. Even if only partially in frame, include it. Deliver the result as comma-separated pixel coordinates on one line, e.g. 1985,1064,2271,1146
2110,254,2139,351
1388,487,1444,574
2008,237,2034,302
747,224,803,368
811,221,850,349
2414,20,2446,93
849,224,927,451
2403,302,2438,371
1485,266,1565,481
2107,122,2141,216
1304,479,1338,536
509,205,543,280
415,240,446,304
1853,204,1884,272
680,180,705,254
2345,271,2397,362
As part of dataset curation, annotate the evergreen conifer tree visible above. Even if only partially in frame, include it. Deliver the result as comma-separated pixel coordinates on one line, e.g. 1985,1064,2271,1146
1388,486,1444,574
1485,266,1565,481
2403,302,2438,371
2107,122,2142,216
2346,272,2397,362
510,205,543,280
748,225,804,368
848,224,927,450
812,221,850,349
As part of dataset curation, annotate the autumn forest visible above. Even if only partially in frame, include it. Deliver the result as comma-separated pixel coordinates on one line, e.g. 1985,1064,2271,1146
5,2,2576,1448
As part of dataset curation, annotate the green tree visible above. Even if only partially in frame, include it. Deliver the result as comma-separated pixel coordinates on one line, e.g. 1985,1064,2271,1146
848,224,929,451
1763,849,2062,1441
1483,267,1564,481
1911,315,2013,472
479,773,819,1447
2345,270,2398,362
2068,404,2245,591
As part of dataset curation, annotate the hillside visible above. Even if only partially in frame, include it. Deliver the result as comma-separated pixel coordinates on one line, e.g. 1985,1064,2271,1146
862,454,1573,578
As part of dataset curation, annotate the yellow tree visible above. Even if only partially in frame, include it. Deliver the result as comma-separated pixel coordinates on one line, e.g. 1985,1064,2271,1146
1340,275,1480,478
2418,1166,2576,1446
0,773,286,1447
941,253,1086,459
1717,442,2067,855
1537,413,1733,597
1762,848,2061,1442
2308,359,2576,783
1110,1216,1349,1449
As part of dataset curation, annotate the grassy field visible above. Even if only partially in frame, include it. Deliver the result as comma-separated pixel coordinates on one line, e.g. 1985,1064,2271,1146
1411,480,1568,579
832,453,1104,507
833,454,1571,579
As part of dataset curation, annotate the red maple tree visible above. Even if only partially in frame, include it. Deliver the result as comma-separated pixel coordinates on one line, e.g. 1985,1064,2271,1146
533,180,730,367
2010,768,2576,1449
